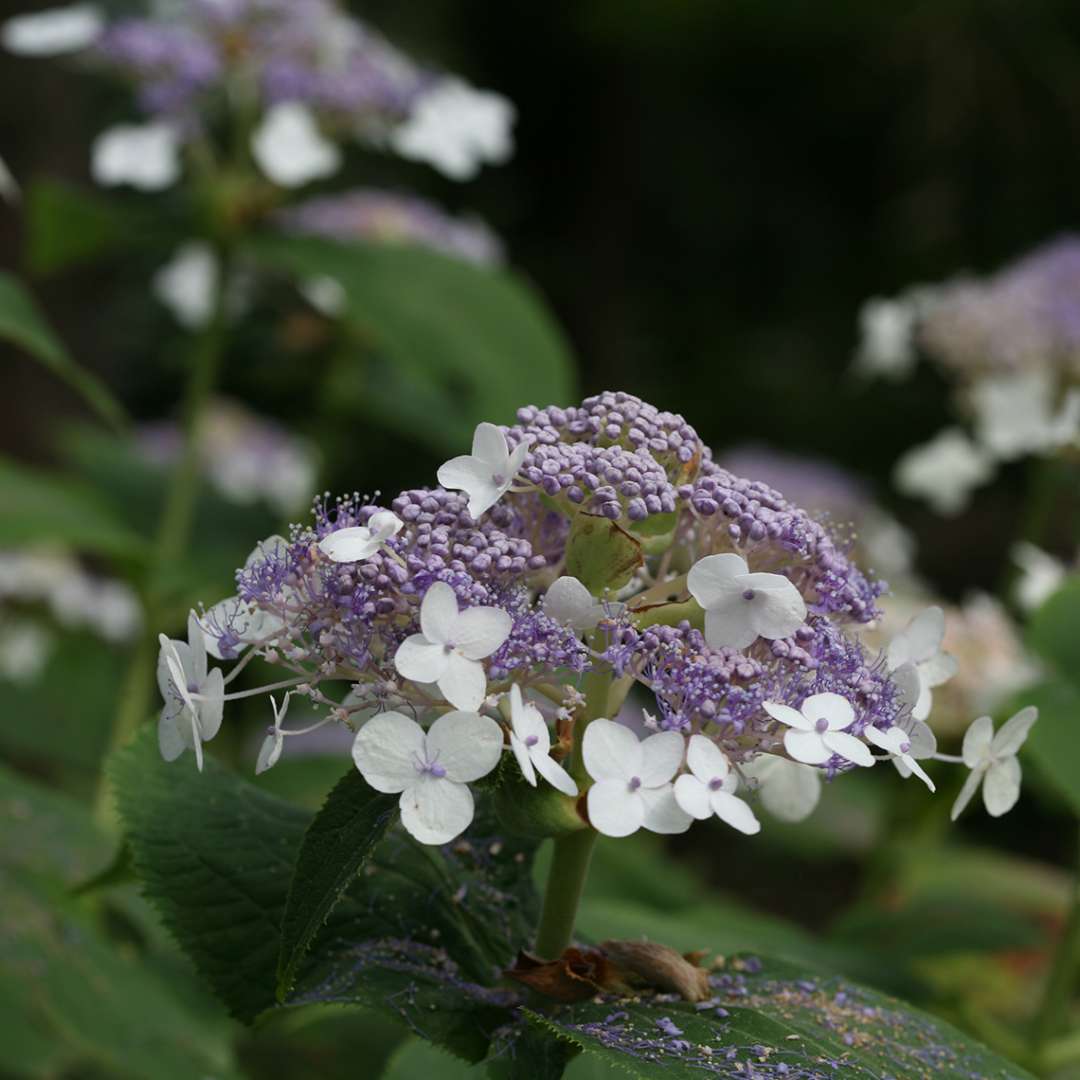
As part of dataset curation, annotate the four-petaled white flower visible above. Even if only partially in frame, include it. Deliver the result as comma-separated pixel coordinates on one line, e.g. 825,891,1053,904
865,724,935,791
319,511,404,563
893,427,993,515
2,3,102,55
91,122,181,191
508,684,577,796
391,79,515,181
437,422,528,520
740,755,822,823
542,575,607,633
687,553,807,651
352,709,503,845
582,719,691,838
251,102,342,188
885,606,958,721
951,707,1038,821
157,612,224,771
674,735,760,835
763,693,873,768
393,581,511,711
256,693,291,776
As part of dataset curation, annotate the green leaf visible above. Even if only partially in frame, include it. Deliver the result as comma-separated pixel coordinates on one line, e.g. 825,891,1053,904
564,513,644,595
527,954,1035,1079
277,768,398,999
0,455,148,559
1007,678,1080,816
0,270,128,431
249,235,577,451
1025,574,1080,693
26,178,128,275
111,725,311,1023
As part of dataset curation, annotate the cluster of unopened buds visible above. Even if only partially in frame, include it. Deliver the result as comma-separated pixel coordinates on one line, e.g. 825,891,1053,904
157,392,1038,845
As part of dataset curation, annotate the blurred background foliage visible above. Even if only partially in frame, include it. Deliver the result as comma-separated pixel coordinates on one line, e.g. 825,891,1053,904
2,0,1080,1078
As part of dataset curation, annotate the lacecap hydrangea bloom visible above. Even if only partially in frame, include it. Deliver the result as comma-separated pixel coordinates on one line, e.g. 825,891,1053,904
157,392,1036,843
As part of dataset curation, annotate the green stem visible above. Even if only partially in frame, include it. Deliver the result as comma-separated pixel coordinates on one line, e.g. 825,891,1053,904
1031,825,1080,1057
534,828,598,960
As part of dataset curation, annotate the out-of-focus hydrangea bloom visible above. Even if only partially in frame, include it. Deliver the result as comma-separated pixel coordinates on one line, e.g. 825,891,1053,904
139,398,317,517
278,189,503,267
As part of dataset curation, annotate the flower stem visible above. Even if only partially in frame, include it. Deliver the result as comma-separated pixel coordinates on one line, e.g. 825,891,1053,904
1031,824,1080,1059
534,827,598,960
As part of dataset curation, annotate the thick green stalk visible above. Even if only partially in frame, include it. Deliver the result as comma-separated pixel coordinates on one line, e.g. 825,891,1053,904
1031,825,1080,1059
533,828,598,960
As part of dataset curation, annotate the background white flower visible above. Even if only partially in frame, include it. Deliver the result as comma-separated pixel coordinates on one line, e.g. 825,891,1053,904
741,755,822,823
951,707,1038,821
91,122,181,191
687,552,806,651
763,693,873,767
2,3,102,55
854,296,919,380
251,102,342,188
508,684,577,796
437,422,528,519
972,371,1080,460
393,580,511,710
156,612,224,771
582,718,690,837
319,511,403,563
153,242,218,329
391,79,515,181
541,575,606,633
674,734,760,835
885,606,957,721
352,709,503,844
893,427,993,515
1011,541,1067,613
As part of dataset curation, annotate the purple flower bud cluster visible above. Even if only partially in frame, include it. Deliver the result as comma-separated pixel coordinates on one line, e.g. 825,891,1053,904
919,234,1080,378
95,0,430,129
278,189,503,267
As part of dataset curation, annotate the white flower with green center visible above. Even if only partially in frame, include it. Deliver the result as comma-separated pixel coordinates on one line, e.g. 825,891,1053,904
687,552,806,651
156,612,224,771
674,735,760,835
437,422,529,519
352,710,503,845
951,707,1038,821
763,693,874,768
582,718,691,838
319,511,404,563
507,684,577,796
885,606,958,721
251,102,342,188
393,581,511,711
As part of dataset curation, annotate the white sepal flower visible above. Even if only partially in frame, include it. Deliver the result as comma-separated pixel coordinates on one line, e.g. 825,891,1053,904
352,709,503,845
319,511,404,563
893,427,993,515
763,693,873,768
91,122,181,191
885,606,958,721
687,552,806,651
951,707,1038,821
1012,541,1067,613
437,422,529,520
864,724,935,791
2,4,102,55
393,581,511,711
256,693,290,775
156,612,224,771
740,755,822,823
972,371,1080,461
153,242,217,328
251,102,341,188
391,78,515,181
673,735,760,835
508,684,577,796
542,576,606,633
582,718,691,838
